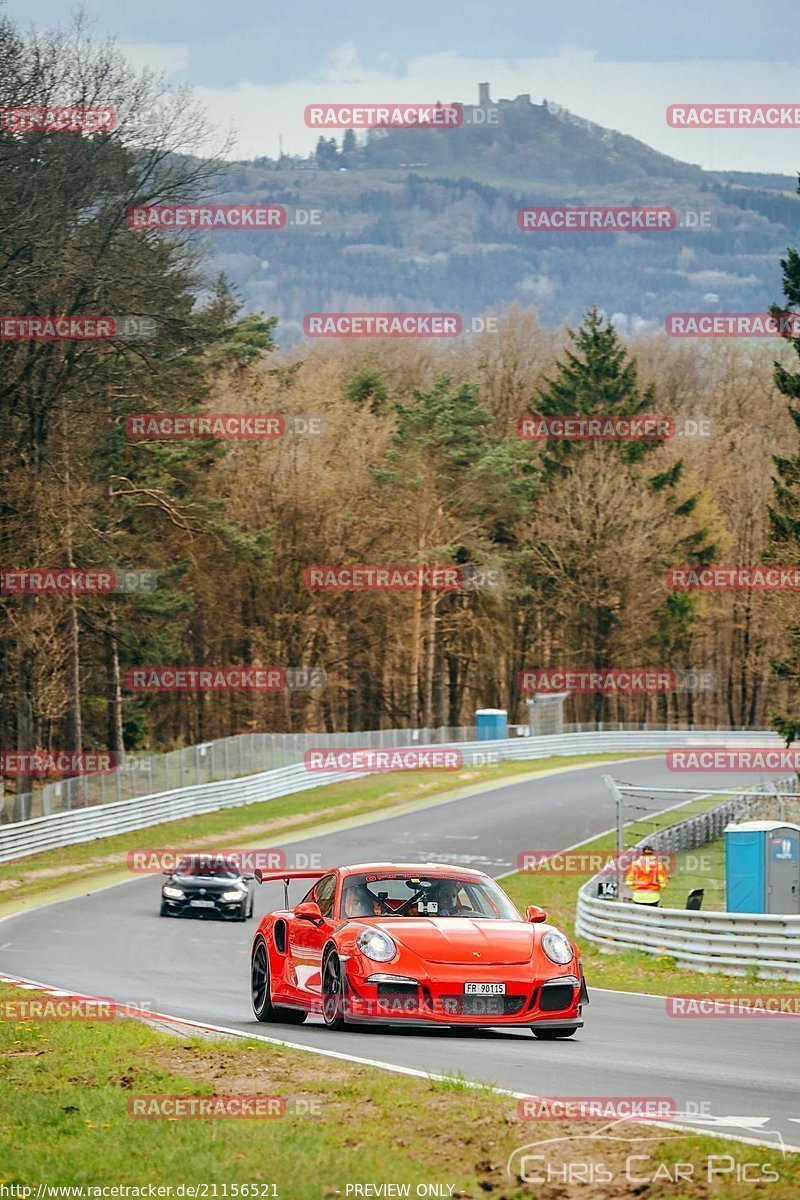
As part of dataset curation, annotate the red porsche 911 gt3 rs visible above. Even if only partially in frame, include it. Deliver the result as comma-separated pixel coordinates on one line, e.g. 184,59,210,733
250,862,588,1038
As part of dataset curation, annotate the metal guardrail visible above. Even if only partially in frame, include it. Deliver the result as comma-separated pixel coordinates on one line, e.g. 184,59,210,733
2,717,761,822
0,727,790,865
576,896,800,982
575,782,800,980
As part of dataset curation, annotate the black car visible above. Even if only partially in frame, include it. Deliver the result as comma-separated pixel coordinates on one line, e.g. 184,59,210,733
160,855,255,921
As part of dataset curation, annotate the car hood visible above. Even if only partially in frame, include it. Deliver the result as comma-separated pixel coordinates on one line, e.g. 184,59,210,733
373,919,536,965
169,874,241,891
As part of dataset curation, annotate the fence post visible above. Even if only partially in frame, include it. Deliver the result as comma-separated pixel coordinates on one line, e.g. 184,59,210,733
602,775,626,899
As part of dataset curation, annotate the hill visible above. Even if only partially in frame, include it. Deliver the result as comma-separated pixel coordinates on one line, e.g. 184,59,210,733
201,84,800,344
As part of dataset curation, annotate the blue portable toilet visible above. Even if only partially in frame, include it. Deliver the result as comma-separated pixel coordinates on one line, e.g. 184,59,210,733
475,708,507,741
724,820,800,914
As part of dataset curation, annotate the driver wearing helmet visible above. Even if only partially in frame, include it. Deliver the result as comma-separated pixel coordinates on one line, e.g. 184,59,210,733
434,880,462,916
343,881,379,918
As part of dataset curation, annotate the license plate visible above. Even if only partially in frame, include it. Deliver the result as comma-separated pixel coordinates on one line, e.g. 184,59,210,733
190,899,216,908
464,982,505,995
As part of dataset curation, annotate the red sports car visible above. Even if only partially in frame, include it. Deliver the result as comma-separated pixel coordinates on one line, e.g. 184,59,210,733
250,862,588,1038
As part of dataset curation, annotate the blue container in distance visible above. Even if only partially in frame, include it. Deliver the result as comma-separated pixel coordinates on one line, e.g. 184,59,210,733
475,709,507,741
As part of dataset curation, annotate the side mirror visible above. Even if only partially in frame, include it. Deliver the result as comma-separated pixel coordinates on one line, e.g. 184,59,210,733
294,901,324,924
526,905,548,923
242,873,254,881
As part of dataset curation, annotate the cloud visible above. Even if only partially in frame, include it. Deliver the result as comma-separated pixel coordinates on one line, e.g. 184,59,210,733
119,41,190,75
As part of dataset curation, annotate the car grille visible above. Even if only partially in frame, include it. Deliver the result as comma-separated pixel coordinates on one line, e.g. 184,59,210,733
376,982,420,1012
437,995,526,1017
539,984,577,1011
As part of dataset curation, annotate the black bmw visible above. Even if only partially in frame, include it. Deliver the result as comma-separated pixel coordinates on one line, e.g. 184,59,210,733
160,855,255,921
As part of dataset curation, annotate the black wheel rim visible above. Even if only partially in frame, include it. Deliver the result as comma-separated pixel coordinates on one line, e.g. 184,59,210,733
252,941,268,1012
322,954,342,1022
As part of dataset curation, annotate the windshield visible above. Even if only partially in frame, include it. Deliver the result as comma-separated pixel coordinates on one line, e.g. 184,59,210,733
175,857,240,878
339,872,521,920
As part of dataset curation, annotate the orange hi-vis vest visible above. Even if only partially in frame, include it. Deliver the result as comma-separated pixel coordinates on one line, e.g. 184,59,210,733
625,854,668,904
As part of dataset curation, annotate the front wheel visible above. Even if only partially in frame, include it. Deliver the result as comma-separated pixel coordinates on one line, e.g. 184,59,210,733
321,949,347,1030
532,1026,578,1039
251,937,307,1025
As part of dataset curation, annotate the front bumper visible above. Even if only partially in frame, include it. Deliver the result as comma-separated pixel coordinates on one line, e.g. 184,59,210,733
339,964,586,1027
162,894,246,918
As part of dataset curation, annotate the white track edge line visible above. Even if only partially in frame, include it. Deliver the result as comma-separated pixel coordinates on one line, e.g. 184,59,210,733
2,968,798,1155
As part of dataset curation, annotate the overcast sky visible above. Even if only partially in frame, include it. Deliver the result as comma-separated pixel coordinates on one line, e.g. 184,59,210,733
7,0,800,174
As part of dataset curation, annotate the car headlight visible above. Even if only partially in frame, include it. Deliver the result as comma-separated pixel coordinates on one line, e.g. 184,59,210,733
541,930,574,965
163,886,184,899
357,928,397,963
221,890,246,901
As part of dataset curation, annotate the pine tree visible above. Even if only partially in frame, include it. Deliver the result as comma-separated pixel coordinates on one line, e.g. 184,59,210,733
527,309,717,725
533,305,658,472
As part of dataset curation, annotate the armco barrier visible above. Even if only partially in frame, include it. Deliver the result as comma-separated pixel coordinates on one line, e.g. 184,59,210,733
0,728,790,864
576,893,800,981
575,781,800,980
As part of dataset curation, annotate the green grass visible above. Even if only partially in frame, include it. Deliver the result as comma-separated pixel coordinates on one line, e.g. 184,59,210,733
1,983,797,1197
0,753,654,914
668,835,726,911
503,793,790,994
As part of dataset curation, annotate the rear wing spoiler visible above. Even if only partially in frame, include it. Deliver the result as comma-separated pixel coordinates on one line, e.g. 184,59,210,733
253,867,328,908
253,869,326,885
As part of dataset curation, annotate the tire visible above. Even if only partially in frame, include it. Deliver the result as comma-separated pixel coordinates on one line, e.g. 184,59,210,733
159,902,170,917
251,937,307,1025
321,948,347,1030
247,895,254,919
236,903,248,923
532,1026,578,1039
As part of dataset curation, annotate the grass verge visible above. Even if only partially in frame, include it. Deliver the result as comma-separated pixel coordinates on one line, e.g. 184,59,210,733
0,753,653,915
503,792,793,994
1,982,797,1197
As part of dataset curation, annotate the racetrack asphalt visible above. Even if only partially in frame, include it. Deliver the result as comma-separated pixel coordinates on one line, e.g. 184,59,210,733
2,756,798,1151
